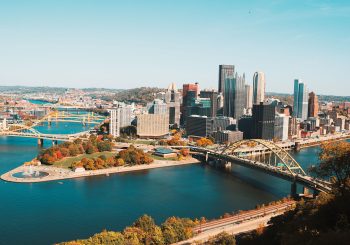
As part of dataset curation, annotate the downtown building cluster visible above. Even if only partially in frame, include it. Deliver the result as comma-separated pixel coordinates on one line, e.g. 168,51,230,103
107,65,350,143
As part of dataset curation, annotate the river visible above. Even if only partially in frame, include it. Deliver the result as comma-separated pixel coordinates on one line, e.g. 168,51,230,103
0,110,330,245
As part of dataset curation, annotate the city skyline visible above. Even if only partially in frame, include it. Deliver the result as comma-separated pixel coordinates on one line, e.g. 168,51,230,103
0,1,349,95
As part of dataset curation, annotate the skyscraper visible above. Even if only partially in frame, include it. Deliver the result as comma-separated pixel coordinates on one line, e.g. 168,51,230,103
218,65,235,94
223,72,246,120
109,109,120,137
200,89,218,117
181,83,199,125
308,92,319,118
253,71,265,104
252,102,275,140
165,83,181,127
244,84,253,111
293,79,308,120
147,99,168,115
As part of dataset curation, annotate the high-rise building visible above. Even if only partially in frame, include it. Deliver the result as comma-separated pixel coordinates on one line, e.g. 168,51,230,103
308,92,319,118
147,99,168,115
137,114,169,138
238,116,253,139
244,84,253,112
181,83,199,125
274,114,289,141
252,103,276,140
223,72,246,120
253,72,265,104
119,106,133,128
293,79,308,120
185,115,234,138
109,109,120,137
200,89,218,117
165,83,181,127
218,65,235,94
212,130,243,144
187,98,212,117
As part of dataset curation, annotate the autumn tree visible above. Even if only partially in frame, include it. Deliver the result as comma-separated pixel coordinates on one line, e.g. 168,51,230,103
310,141,350,195
207,232,236,245
196,137,213,147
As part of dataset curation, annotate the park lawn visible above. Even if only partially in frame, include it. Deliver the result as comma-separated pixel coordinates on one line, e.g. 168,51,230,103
151,155,178,161
53,151,117,169
123,139,156,145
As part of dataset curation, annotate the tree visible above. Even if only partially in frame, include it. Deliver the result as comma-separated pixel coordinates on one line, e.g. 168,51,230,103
179,148,190,158
68,144,80,156
196,137,213,147
118,145,154,165
310,141,350,195
161,217,195,244
120,125,137,138
85,143,98,154
207,232,236,245
97,141,112,152
133,214,156,233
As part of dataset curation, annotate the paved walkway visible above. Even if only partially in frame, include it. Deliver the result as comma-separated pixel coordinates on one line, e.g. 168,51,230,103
1,158,200,183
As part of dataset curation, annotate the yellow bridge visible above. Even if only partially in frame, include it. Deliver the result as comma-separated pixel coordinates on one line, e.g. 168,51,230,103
0,111,106,145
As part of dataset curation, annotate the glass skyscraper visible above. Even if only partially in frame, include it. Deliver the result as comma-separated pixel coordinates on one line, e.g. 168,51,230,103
223,72,246,120
253,71,266,104
218,65,235,94
293,79,308,120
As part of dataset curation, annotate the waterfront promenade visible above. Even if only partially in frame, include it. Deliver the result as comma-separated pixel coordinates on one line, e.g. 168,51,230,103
1,158,200,183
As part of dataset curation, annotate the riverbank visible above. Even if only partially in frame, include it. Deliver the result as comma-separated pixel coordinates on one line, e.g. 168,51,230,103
1,157,200,183
297,133,350,149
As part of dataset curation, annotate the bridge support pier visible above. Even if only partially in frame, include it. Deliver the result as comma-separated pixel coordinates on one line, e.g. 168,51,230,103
38,138,44,147
291,182,297,199
303,186,309,196
52,140,58,146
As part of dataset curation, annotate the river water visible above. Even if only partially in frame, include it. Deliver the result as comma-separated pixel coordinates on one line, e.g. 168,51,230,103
0,108,327,245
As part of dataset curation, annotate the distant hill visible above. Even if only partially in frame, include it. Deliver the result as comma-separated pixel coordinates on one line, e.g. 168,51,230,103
113,87,166,105
266,92,350,103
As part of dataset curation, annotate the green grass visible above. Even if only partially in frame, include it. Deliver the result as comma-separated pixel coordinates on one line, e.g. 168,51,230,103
151,155,178,161
53,152,117,169
119,139,156,145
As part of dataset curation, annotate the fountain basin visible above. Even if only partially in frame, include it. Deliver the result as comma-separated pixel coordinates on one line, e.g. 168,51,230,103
12,171,49,179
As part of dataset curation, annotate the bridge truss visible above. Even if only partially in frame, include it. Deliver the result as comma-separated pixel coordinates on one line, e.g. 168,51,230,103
219,139,307,177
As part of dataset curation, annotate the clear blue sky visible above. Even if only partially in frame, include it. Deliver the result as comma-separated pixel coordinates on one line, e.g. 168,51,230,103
0,0,349,95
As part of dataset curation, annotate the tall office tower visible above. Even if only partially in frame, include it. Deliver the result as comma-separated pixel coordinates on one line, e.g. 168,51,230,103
185,115,234,138
223,72,246,120
186,98,212,117
293,79,308,120
119,106,133,128
218,65,235,94
165,83,181,127
308,92,319,118
200,89,218,117
274,114,289,141
147,99,168,115
253,71,265,104
181,83,199,125
109,109,120,137
252,102,276,140
244,84,253,111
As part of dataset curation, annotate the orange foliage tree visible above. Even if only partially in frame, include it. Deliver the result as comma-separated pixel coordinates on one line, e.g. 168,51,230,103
196,138,213,147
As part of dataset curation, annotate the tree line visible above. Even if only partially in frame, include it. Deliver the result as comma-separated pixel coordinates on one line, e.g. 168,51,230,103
37,135,114,165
